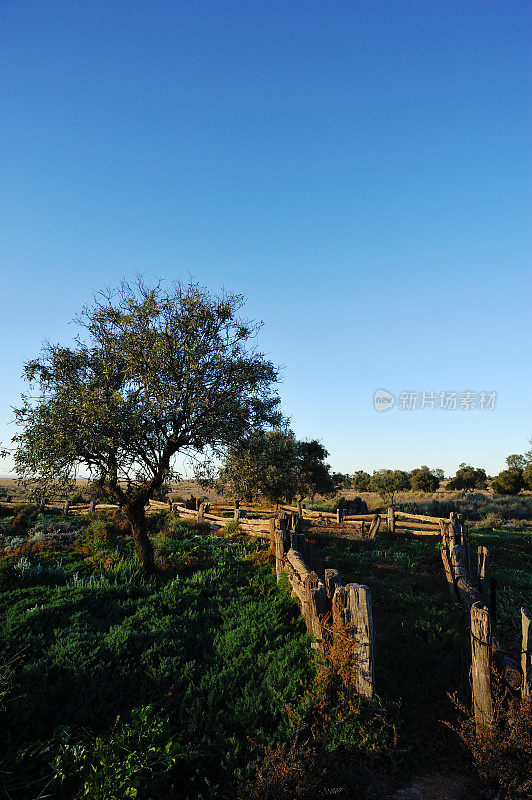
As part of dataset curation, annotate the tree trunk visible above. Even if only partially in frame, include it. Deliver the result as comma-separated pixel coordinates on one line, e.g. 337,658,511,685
124,503,156,574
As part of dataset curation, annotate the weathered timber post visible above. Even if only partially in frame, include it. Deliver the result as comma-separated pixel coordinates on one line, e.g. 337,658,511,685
347,583,374,699
332,585,348,628
234,507,241,521
302,571,319,633
387,507,395,534
269,517,276,555
360,520,366,536
477,546,489,606
450,545,468,581
309,581,327,649
325,568,342,600
274,531,284,581
450,512,462,549
441,548,458,602
439,519,450,550
197,503,204,523
89,499,96,513
297,498,303,516
63,499,70,515
471,602,494,733
336,507,342,524
369,514,381,540
522,607,532,698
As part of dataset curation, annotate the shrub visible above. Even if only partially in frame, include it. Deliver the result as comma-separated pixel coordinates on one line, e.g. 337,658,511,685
491,468,525,496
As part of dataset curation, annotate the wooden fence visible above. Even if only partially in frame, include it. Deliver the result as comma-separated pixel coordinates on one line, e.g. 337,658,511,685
269,511,375,699
438,512,531,733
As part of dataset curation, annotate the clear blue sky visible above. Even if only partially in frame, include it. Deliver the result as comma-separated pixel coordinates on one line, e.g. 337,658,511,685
1,1,530,478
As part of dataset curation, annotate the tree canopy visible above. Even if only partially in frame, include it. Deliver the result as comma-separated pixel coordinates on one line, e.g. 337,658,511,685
369,469,411,505
409,466,441,494
447,464,488,492
13,279,281,571
217,429,334,507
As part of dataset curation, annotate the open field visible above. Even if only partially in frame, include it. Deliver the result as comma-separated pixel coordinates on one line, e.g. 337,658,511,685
1,498,530,799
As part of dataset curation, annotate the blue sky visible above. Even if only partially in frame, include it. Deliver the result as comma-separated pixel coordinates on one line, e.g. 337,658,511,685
1,1,530,478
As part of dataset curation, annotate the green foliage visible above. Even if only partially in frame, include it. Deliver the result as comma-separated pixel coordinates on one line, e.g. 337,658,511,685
491,467,525,496
409,466,441,493
369,470,411,504
351,471,371,492
12,278,281,570
522,463,532,491
447,463,487,492
0,537,313,799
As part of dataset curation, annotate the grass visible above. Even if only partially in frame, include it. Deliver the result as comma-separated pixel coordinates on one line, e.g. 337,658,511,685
0,512,315,799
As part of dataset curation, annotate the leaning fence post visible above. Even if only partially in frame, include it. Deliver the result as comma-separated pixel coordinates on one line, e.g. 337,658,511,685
197,503,204,523
387,507,395,534
324,568,342,600
477,546,489,606
347,583,374,699
522,607,532,699
441,548,458,602
471,602,494,733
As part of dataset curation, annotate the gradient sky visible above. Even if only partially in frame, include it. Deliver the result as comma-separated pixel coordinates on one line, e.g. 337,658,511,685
1,1,530,478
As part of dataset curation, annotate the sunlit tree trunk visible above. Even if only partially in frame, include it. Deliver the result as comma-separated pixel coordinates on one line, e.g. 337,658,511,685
123,503,155,574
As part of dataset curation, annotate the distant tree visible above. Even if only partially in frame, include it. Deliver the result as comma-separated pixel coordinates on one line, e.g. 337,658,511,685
351,470,371,492
13,279,280,572
506,454,527,470
218,431,334,510
523,463,532,491
295,440,335,511
369,469,411,506
447,464,488,492
409,466,441,494
491,468,525,496
331,472,351,491
218,429,297,506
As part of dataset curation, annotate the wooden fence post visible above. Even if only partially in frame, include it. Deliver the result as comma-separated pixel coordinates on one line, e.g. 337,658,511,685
387,507,395,534
347,583,374,699
274,531,284,581
324,568,342,600
89,499,96,513
477,546,489,606
441,548,458,602
369,514,381,539
269,517,276,555
63,500,70,515
336,507,342,524
196,503,204,523
471,602,494,733
522,607,532,699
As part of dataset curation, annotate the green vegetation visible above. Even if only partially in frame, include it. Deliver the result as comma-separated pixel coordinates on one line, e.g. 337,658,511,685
217,429,334,507
13,279,281,572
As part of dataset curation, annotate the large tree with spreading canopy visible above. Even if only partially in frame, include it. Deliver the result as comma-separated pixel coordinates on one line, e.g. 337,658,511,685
13,279,281,572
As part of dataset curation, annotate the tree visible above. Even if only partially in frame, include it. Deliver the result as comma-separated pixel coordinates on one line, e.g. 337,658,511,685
409,466,441,493
523,463,532,491
218,430,334,509
13,279,281,572
331,472,352,491
506,454,527,470
491,468,525,496
294,440,335,511
351,470,371,492
217,429,297,506
447,464,487,492
369,469,411,506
